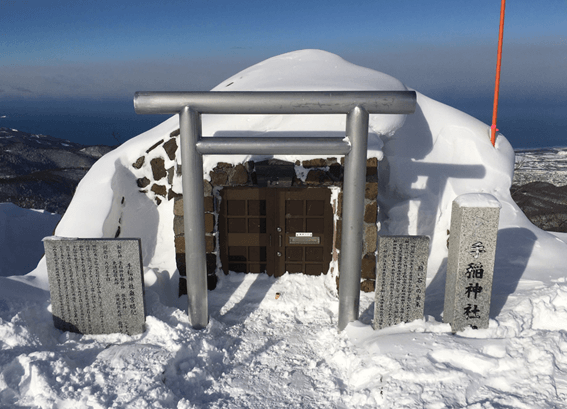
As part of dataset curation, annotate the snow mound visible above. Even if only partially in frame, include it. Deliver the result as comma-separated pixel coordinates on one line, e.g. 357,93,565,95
24,49,567,299
200,49,409,171
3,49,567,408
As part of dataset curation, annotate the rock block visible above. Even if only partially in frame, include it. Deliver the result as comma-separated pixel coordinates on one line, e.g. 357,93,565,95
44,238,145,335
444,194,500,332
174,198,184,216
361,254,376,279
163,138,178,161
361,279,375,293
205,214,215,233
146,139,164,154
137,177,150,188
151,184,167,197
132,156,145,169
364,202,377,224
150,157,166,180
230,164,248,185
365,182,378,200
373,236,430,330
364,225,377,254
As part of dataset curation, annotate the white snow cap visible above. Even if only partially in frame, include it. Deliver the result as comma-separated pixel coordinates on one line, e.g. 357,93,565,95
454,193,502,208
214,49,406,92
202,49,409,158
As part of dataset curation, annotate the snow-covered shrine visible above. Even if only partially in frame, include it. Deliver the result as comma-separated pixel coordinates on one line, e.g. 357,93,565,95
133,89,416,329
14,49,567,406
32,49,566,326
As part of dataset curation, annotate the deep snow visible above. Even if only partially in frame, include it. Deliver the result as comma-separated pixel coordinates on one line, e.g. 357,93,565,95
1,50,567,408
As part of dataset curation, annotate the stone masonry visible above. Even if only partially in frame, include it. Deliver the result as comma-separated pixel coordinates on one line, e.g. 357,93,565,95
130,128,381,295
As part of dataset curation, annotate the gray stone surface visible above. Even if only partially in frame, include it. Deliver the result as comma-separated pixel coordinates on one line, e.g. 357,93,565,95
444,194,500,332
373,236,429,330
44,238,145,335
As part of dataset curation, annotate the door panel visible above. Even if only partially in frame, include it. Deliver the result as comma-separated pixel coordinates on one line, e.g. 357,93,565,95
277,188,332,277
220,188,275,275
219,187,332,277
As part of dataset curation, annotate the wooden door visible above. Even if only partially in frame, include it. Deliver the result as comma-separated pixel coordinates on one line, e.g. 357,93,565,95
218,188,275,275
219,187,333,277
276,188,333,277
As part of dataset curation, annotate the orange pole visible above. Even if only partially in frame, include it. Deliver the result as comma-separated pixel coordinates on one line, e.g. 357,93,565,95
491,0,506,146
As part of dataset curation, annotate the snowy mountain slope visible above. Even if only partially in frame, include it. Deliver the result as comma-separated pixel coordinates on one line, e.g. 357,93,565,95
2,50,567,407
0,127,113,213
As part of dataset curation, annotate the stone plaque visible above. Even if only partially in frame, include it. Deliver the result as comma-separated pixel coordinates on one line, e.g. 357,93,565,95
373,236,430,330
44,237,145,335
444,194,501,332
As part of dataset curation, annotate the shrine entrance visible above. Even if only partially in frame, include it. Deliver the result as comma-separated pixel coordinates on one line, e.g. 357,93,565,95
219,187,333,277
135,89,417,329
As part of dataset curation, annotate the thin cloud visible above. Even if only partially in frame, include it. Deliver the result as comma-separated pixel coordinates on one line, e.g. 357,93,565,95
11,86,33,94
0,56,258,99
345,41,566,101
0,43,564,102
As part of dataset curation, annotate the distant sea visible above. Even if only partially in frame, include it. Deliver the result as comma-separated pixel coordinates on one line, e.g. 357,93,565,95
0,99,165,147
444,97,567,150
1,98,565,149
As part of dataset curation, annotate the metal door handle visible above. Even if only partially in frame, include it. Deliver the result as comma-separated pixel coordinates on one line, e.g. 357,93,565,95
279,235,282,247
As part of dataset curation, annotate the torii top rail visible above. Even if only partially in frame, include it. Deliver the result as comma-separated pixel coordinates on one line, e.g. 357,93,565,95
134,91,417,331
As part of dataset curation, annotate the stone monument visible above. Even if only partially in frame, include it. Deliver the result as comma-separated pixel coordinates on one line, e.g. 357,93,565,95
443,193,501,332
373,236,430,330
44,237,145,335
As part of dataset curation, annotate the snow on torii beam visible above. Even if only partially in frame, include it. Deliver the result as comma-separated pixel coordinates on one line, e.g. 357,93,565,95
134,91,417,331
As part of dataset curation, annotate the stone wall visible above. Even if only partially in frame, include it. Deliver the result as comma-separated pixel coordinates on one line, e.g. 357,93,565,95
132,129,181,205
130,128,380,295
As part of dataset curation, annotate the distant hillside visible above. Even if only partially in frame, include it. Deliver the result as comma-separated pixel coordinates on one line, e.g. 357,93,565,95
0,127,114,214
511,148,567,232
0,127,565,232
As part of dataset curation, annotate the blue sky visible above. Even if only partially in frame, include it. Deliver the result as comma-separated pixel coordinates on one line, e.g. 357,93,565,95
1,0,565,146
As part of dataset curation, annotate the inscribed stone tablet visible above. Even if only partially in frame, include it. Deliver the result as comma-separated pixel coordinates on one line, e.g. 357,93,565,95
373,236,429,330
444,194,500,332
44,238,145,335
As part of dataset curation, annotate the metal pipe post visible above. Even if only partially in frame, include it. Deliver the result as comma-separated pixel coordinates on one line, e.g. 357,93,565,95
338,106,369,331
196,137,350,156
134,91,417,115
179,106,209,329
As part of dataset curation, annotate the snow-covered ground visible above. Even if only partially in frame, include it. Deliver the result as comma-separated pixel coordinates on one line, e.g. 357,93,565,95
1,50,567,408
2,225,567,408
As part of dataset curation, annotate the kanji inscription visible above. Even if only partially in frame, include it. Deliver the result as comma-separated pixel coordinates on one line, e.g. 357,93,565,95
44,238,145,335
444,194,501,332
373,236,430,330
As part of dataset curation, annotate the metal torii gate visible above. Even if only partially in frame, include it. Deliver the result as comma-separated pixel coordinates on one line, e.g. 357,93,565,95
134,91,416,331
